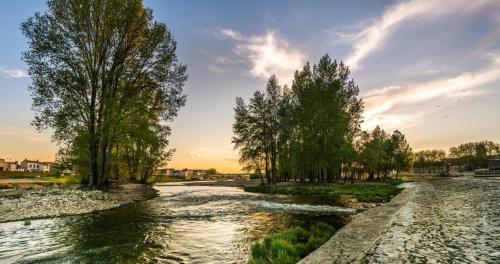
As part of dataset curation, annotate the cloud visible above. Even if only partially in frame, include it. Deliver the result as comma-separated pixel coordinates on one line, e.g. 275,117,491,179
362,54,500,130
0,125,48,142
0,65,29,78
216,28,306,84
219,28,244,41
338,0,500,71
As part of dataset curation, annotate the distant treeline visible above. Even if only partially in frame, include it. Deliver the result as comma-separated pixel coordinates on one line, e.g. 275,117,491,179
414,141,500,171
232,55,412,185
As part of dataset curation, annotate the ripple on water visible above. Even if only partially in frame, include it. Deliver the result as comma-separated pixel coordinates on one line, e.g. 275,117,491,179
0,185,348,264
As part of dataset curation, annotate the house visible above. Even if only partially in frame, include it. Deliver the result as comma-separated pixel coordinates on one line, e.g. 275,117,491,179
0,159,6,172
168,168,207,180
188,170,207,180
153,168,176,177
0,159,18,171
20,159,53,172
6,161,18,171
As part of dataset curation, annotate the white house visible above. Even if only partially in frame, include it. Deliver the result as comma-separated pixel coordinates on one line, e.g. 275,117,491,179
20,159,52,172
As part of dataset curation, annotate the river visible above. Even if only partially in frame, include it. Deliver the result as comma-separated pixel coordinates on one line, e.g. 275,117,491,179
0,184,351,264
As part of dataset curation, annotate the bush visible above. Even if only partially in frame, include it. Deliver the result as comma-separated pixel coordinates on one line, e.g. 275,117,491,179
248,223,335,264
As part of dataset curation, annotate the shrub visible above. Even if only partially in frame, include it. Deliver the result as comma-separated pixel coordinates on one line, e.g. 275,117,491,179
248,223,335,264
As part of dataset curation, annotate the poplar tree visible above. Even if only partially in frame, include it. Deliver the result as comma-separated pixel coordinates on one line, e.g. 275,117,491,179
22,0,187,189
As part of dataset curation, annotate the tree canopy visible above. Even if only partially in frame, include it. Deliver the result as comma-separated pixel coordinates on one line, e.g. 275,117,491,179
22,0,187,188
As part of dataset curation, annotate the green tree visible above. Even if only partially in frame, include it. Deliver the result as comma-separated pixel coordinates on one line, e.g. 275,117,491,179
387,130,413,179
22,0,187,189
291,55,363,183
233,54,363,185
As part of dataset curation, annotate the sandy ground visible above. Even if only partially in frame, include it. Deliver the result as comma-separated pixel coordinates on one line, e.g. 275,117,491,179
0,183,158,223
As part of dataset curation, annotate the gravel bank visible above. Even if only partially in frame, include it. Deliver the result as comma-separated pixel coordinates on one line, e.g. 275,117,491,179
298,185,416,264
0,183,158,223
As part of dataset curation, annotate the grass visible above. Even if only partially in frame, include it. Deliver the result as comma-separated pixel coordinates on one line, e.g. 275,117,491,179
244,182,402,203
39,175,80,185
248,222,335,264
0,171,48,179
0,172,80,189
154,175,186,182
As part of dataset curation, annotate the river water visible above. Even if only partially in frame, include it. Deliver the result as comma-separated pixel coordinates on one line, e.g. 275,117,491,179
367,177,500,263
0,184,351,264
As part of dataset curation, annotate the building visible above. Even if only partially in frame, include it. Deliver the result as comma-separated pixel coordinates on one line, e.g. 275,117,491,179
0,159,18,172
20,159,53,172
167,168,207,180
0,159,6,172
187,170,207,180
488,159,500,171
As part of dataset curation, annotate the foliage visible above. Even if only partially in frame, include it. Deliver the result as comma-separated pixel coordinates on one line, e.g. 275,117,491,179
449,141,499,170
414,149,446,167
244,182,402,203
354,127,413,181
206,168,218,175
233,55,364,185
22,0,186,189
248,223,335,264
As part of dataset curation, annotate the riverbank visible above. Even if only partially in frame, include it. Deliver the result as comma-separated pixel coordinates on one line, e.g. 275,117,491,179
0,183,158,223
298,184,415,263
244,181,403,203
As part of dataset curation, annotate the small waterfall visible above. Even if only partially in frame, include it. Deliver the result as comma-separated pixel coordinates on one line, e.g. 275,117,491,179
247,201,357,215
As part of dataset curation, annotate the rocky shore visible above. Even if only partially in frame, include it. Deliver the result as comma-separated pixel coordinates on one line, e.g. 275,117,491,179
0,183,158,223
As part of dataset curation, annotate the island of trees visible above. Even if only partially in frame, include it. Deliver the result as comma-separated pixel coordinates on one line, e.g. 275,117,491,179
232,55,412,185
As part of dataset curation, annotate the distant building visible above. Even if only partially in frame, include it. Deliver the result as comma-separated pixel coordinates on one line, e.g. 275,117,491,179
0,159,6,172
0,159,18,172
489,159,500,171
187,170,207,180
20,159,54,172
167,168,207,180
412,164,446,175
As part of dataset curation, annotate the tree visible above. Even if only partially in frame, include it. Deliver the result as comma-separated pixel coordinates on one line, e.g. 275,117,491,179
22,0,187,189
233,54,364,185
449,141,499,170
232,76,284,185
291,55,363,183
387,130,413,179
206,168,218,175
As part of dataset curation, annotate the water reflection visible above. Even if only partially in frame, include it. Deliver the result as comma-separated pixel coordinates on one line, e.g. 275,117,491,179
0,185,348,263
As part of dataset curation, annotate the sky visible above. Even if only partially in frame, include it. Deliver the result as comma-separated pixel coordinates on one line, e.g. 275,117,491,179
1,0,500,172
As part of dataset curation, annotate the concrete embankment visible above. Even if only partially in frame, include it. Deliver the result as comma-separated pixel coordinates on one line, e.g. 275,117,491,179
298,186,416,264
0,183,158,223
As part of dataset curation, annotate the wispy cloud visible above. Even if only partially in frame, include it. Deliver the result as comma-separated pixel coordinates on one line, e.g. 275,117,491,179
363,54,500,130
0,65,29,78
215,28,306,84
0,125,48,142
335,0,500,71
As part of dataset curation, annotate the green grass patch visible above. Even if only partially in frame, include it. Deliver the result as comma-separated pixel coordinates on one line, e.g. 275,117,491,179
244,182,402,203
248,222,335,264
39,175,80,185
154,175,186,182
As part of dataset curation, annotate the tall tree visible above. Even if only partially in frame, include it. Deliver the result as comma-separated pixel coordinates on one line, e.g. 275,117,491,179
22,0,187,189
